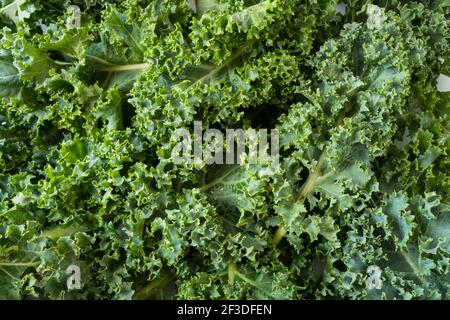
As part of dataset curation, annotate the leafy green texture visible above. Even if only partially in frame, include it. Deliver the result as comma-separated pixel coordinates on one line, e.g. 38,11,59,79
0,0,449,300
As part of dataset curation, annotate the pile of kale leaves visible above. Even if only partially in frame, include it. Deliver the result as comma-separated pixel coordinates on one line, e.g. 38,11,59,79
0,0,449,299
